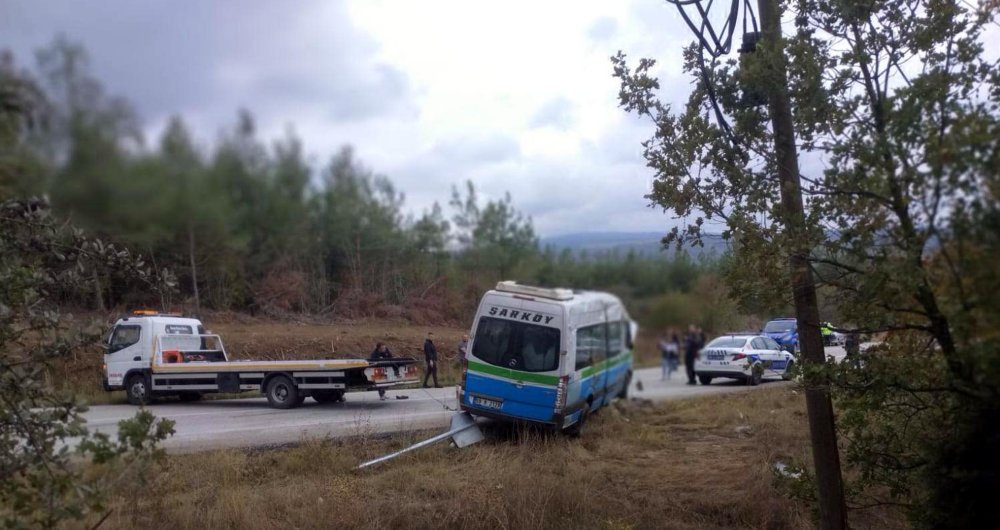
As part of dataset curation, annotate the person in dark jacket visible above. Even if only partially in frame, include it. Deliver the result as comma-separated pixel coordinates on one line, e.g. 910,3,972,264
369,342,392,400
423,332,441,388
684,324,700,385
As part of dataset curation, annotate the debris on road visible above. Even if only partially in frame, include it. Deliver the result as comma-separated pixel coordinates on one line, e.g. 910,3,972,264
357,412,483,469
774,460,804,479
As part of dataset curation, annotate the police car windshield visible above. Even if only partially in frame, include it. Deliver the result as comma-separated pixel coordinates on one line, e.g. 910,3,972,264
472,317,560,372
706,337,749,348
764,320,796,332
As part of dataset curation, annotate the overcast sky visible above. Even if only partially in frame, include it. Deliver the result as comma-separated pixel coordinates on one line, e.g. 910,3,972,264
2,1,736,236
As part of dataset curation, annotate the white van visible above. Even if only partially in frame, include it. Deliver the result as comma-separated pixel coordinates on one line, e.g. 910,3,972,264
458,281,637,435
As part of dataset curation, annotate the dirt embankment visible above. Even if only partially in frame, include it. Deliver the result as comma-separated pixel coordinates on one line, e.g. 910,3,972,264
206,316,468,362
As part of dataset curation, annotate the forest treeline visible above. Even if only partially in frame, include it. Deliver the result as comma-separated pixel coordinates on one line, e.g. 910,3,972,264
1,37,732,327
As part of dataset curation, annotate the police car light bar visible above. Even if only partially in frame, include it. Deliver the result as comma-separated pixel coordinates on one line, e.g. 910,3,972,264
495,281,573,301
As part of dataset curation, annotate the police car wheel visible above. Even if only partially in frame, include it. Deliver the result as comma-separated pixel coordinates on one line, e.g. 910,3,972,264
698,375,713,385
749,364,763,386
781,361,795,380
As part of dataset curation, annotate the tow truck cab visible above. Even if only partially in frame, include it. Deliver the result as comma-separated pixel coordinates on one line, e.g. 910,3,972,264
103,312,208,391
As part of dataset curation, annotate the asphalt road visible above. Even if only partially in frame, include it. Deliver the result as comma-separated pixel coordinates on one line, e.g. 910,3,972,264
80,359,815,453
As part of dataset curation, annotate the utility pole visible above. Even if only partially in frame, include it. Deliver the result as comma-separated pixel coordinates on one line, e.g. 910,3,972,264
755,0,848,528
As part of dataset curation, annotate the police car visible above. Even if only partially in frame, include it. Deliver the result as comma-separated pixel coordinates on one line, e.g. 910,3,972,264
694,333,796,385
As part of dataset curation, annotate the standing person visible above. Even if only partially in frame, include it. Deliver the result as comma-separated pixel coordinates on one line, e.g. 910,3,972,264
658,333,670,381
659,331,680,381
456,334,469,362
423,332,441,388
369,342,393,400
667,331,681,380
684,324,699,385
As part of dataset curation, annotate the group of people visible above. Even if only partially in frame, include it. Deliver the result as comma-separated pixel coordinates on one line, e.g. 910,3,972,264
367,332,469,400
658,324,708,385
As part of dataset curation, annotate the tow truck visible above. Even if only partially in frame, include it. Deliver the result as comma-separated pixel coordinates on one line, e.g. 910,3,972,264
101,311,419,408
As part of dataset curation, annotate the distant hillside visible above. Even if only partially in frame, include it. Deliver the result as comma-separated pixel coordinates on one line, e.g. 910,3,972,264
540,232,730,259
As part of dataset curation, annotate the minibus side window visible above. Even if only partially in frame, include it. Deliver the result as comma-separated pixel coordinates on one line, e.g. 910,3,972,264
575,327,593,370
592,324,607,365
607,321,624,356
576,324,607,370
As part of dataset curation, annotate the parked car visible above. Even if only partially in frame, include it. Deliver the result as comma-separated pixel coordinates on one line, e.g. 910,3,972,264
694,333,796,385
763,317,798,353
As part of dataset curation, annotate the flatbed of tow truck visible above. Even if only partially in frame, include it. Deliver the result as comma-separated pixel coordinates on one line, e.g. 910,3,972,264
102,311,420,409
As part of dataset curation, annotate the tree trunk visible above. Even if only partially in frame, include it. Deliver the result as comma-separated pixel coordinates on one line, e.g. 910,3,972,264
757,0,848,528
93,271,105,312
188,224,200,313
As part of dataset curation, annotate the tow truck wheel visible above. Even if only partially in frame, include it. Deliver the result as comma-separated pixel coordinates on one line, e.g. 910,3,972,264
312,390,344,404
126,374,151,406
265,375,300,409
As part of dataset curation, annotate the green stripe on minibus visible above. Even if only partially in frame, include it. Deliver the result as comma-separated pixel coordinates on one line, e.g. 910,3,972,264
579,350,632,377
467,361,560,386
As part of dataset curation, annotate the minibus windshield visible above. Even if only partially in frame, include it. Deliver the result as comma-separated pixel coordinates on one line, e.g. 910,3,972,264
472,317,560,372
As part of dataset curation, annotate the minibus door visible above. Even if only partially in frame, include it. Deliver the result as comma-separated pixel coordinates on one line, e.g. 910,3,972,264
591,322,609,408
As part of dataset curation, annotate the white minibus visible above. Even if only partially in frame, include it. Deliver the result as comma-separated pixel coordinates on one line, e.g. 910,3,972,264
458,281,636,435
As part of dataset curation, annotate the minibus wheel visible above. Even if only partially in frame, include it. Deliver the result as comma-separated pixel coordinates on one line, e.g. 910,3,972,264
564,404,589,437
618,371,632,399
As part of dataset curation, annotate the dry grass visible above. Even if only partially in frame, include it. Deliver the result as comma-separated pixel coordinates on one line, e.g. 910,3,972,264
93,387,905,530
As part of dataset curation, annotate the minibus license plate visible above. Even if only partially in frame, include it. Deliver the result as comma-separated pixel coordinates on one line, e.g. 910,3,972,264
473,396,502,410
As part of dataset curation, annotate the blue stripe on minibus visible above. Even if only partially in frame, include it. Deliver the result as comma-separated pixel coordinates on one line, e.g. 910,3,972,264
464,372,558,423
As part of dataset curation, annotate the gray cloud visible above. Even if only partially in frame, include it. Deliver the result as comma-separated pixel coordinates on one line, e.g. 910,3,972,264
529,97,575,130
0,0,415,131
587,17,618,42
429,133,521,165
0,0,696,238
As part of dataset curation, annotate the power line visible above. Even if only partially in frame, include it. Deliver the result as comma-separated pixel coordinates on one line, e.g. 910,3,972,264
664,0,761,140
